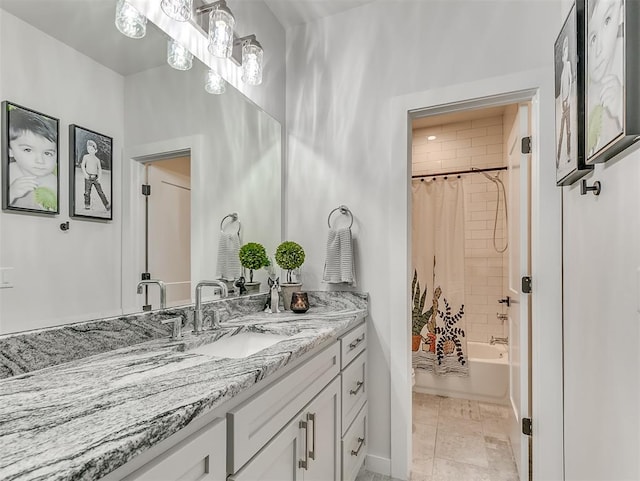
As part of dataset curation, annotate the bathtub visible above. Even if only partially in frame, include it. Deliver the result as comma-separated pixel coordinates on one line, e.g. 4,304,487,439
413,341,509,405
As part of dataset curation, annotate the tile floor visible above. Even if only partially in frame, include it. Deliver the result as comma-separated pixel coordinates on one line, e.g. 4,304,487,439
356,393,519,481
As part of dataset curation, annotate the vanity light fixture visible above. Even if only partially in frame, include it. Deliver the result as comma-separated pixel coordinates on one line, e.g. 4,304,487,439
205,69,226,94
161,0,193,22
167,39,193,70
239,36,263,85
115,0,147,39
206,0,236,58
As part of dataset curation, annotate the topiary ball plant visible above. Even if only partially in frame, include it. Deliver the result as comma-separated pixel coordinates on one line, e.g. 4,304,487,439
275,241,305,284
238,242,270,283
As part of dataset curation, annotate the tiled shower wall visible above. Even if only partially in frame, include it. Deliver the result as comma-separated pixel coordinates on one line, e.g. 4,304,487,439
413,115,509,343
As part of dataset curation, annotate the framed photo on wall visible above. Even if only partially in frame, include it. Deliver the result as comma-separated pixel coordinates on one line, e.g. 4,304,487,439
1,101,59,214
555,1,592,186
69,124,113,220
585,0,640,165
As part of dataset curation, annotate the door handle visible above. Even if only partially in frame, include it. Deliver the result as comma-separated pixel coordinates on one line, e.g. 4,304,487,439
351,437,365,456
298,420,309,470
307,412,316,460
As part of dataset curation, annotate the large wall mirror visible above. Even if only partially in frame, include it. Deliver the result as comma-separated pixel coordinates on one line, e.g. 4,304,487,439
0,0,282,334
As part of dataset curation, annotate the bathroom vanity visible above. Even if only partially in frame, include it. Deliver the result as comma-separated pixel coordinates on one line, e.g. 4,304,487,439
0,292,368,481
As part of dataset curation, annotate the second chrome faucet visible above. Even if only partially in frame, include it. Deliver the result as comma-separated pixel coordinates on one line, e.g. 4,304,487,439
194,280,228,334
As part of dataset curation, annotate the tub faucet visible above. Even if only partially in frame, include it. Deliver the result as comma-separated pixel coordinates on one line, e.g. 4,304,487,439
194,280,228,334
490,336,508,345
137,279,166,309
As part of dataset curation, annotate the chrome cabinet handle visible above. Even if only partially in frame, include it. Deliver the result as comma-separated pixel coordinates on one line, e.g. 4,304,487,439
307,412,316,460
351,437,365,456
298,420,309,470
349,380,364,396
348,335,365,351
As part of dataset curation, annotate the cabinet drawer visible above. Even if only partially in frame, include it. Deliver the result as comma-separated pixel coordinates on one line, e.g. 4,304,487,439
340,323,366,369
342,402,367,481
228,341,340,473
341,351,366,434
123,418,226,481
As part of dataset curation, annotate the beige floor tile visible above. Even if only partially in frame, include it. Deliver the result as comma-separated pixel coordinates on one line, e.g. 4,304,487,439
485,435,518,474
413,392,443,408
434,432,489,468
437,415,484,437
411,456,434,477
478,401,510,420
432,458,519,481
413,404,439,426
438,397,481,421
481,416,511,440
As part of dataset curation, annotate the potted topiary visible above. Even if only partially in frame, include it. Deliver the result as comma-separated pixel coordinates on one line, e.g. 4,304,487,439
275,241,305,310
238,242,270,294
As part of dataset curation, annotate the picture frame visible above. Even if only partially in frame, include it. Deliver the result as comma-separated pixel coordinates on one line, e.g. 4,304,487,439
585,0,640,165
69,124,113,220
555,1,592,186
1,101,59,214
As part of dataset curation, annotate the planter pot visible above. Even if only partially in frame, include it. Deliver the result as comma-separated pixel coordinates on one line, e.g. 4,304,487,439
411,335,422,351
280,283,302,310
244,281,261,294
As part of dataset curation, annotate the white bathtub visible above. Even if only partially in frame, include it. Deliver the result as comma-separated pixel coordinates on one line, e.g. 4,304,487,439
413,341,509,405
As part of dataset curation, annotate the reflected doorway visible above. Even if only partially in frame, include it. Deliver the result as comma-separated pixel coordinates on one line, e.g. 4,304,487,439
143,155,191,309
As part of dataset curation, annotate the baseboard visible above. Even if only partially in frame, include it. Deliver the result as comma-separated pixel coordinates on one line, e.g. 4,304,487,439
365,454,391,476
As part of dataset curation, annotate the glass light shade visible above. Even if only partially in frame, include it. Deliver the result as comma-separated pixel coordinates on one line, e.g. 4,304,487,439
167,39,193,71
205,70,226,94
160,0,192,22
241,41,263,86
115,0,147,39
208,8,235,58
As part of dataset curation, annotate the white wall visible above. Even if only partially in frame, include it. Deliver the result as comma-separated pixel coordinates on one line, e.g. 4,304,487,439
559,3,640,480
0,10,124,333
285,0,560,476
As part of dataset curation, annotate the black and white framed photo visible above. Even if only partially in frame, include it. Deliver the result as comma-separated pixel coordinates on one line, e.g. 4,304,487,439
555,1,592,186
585,0,640,165
1,101,59,214
69,125,113,220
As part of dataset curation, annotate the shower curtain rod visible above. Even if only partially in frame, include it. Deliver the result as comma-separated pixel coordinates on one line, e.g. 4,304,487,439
412,166,507,180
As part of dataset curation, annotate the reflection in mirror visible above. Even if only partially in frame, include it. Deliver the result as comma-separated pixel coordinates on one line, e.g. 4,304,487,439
0,0,282,334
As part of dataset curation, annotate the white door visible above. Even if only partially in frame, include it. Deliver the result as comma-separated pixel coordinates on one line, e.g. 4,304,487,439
146,156,191,308
507,103,531,480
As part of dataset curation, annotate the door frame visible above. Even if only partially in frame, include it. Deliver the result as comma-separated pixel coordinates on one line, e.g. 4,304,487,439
121,135,203,315
387,68,563,480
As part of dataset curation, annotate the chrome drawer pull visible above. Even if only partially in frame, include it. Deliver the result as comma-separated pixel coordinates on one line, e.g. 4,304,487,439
348,335,365,351
351,437,365,456
349,380,364,396
298,420,309,470
307,412,316,460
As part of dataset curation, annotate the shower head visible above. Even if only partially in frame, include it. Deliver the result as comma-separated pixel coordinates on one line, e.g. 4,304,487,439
471,167,500,182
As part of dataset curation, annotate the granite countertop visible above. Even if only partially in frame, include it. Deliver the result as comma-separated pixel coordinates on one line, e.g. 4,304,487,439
0,295,367,481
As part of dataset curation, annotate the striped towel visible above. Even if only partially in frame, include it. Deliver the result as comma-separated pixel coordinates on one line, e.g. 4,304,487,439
216,232,241,281
322,227,356,286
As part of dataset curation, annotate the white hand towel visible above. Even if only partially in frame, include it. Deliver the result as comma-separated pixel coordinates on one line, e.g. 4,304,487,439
322,227,356,286
216,232,241,281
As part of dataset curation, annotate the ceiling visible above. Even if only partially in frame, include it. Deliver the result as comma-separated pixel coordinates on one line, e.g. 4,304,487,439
412,106,508,130
264,0,376,29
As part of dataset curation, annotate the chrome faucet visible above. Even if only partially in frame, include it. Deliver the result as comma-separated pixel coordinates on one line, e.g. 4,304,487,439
137,279,167,309
490,336,508,345
194,280,228,334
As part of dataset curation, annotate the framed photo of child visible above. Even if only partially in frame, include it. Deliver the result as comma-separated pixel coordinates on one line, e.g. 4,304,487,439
69,125,113,220
555,1,592,186
1,101,59,214
585,0,640,165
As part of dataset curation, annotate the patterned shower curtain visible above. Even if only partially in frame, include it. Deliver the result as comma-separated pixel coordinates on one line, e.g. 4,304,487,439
411,178,468,376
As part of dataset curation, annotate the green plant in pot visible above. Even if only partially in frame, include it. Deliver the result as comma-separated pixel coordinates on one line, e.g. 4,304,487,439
275,241,305,310
238,242,270,294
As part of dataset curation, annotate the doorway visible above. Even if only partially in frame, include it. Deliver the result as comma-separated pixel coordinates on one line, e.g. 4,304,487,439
143,155,191,309
409,101,532,480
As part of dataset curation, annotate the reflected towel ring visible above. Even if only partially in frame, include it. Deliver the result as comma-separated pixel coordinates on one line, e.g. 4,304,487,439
220,212,241,235
327,205,353,229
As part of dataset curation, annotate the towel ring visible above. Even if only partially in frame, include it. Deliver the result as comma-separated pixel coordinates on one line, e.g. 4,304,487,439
327,205,353,229
220,213,241,235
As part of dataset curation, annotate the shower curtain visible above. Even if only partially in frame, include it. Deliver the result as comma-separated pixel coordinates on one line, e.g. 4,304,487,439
412,178,468,376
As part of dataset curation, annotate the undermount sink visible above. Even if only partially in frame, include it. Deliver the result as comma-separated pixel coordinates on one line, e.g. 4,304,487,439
188,331,290,359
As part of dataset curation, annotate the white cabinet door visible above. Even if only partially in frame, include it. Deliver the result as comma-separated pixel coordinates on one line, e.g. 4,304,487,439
303,376,341,481
229,414,304,481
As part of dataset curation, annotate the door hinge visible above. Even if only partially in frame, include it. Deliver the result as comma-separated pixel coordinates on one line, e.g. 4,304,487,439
522,417,532,436
142,184,151,196
522,276,532,294
521,136,532,154
141,272,151,280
